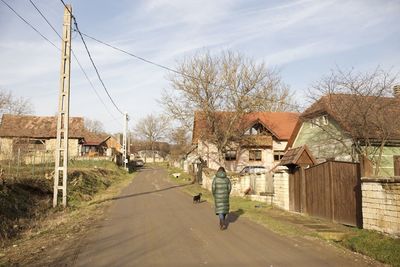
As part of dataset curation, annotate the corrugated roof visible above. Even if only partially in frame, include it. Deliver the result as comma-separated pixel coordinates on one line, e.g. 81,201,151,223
0,114,85,139
192,111,299,143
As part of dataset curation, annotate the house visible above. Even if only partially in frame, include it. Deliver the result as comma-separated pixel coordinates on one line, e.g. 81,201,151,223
81,132,122,157
192,111,299,172
287,93,400,176
0,114,85,162
130,140,170,163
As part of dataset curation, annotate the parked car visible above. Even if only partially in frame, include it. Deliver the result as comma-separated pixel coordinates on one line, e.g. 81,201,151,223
239,166,266,175
133,159,145,167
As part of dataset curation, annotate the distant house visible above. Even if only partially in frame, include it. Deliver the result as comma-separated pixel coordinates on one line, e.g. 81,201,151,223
191,111,299,172
287,93,400,175
130,141,170,163
0,114,84,162
82,132,122,157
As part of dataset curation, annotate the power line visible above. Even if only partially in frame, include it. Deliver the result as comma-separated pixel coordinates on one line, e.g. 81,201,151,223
60,0,302,111
58,0,124,115
29,0,61,39
28,0,122,126
79,32,304,111
0,0,59,50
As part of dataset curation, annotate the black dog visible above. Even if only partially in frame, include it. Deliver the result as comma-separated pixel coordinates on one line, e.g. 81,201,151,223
193,193,202,204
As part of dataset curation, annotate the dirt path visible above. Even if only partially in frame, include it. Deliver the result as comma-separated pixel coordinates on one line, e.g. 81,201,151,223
71,167,381,267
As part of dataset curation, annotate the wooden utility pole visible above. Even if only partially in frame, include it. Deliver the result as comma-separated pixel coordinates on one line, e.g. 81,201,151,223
53,4,72,208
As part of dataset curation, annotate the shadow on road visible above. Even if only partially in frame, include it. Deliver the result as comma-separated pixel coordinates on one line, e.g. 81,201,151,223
225,209,245,229
90,183,191,205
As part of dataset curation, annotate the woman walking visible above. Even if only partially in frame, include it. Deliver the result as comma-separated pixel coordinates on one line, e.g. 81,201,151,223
212,167,232,230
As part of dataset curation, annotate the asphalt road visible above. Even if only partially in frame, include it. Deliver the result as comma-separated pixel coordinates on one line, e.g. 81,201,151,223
73,167,379,267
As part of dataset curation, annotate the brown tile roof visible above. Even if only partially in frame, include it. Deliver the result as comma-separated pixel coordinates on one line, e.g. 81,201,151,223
192,111,299,143
0,114,85,139
301,94,400,140
280,145,316,166
82,131,110,146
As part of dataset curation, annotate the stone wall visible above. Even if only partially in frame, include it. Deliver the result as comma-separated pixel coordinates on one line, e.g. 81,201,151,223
361,177,400,236
0,138,13,160
272,167,290,211
45,138,80,158
201,170,273,203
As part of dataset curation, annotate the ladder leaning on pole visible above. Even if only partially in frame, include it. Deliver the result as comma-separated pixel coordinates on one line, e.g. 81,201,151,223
53,4,72,208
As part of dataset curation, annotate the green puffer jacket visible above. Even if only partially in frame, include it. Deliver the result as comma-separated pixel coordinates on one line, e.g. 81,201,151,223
212,170,232,215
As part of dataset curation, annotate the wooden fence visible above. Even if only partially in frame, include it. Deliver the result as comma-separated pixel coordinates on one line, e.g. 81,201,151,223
290,161,362,227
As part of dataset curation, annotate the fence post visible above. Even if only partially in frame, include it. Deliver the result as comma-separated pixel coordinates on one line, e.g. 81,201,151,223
41,151,45,178
17,148,20,178
329,161,335,221
32,154,35,178
300,166,307,213
359,154,373,177
8,157,11,178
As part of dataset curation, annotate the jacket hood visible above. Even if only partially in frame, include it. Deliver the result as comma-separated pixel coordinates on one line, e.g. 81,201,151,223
216,170,227,178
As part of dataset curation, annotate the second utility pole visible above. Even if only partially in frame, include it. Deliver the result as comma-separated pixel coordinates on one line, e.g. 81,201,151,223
122,112,129,170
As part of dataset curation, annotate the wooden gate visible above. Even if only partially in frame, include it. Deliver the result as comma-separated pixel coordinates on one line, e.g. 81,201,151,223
289,168,302,212
304,161,362,227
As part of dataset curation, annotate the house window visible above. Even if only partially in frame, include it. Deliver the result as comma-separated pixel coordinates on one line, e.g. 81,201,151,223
225,150,237,161
274,151,284,161
245,122,267,135
310,115,328,128
249,150,262,161
321,115,328,125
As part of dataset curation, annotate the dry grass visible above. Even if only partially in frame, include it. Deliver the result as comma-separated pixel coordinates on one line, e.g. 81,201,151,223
0,161,134,266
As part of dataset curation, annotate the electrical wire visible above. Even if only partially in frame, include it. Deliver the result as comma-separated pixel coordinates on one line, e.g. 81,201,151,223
59,0,302,112
29,0,122,126
79,32,304,111
0,0,59,50
59,0,124,115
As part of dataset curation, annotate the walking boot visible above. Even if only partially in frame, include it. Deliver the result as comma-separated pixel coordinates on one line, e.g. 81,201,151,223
219,219,224,230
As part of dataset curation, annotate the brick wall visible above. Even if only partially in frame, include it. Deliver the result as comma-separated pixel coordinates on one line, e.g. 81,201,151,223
361,177,400,236
272,166,290,211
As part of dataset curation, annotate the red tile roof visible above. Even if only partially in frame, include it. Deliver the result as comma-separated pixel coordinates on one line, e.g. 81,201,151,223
192,111,299,143
0,114,85,139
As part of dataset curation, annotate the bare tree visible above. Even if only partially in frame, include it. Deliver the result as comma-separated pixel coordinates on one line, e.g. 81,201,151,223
161,50,296,164
134,114,170,162
306,67,400,175
0,89,34,117
168,126,190,161
84,117,105,133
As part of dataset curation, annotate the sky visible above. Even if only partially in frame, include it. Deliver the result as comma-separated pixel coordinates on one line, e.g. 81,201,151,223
0,0,399,134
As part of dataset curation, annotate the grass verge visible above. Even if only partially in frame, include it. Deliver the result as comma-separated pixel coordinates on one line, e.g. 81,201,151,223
166,165,307,236
0,160,135,266
341,229,400,267
166,164,400,267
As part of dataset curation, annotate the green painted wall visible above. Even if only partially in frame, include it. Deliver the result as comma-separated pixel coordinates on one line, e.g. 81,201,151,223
293,118,400,176
293,119,353,161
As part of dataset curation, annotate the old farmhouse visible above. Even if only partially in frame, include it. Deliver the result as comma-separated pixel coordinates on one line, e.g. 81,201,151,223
191,111,299,172
0,114,85,162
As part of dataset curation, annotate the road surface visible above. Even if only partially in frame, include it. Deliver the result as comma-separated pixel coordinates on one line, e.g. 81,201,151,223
73,167,378,267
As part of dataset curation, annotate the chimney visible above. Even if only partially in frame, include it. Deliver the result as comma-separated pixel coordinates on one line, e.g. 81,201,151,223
394,85,400,98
